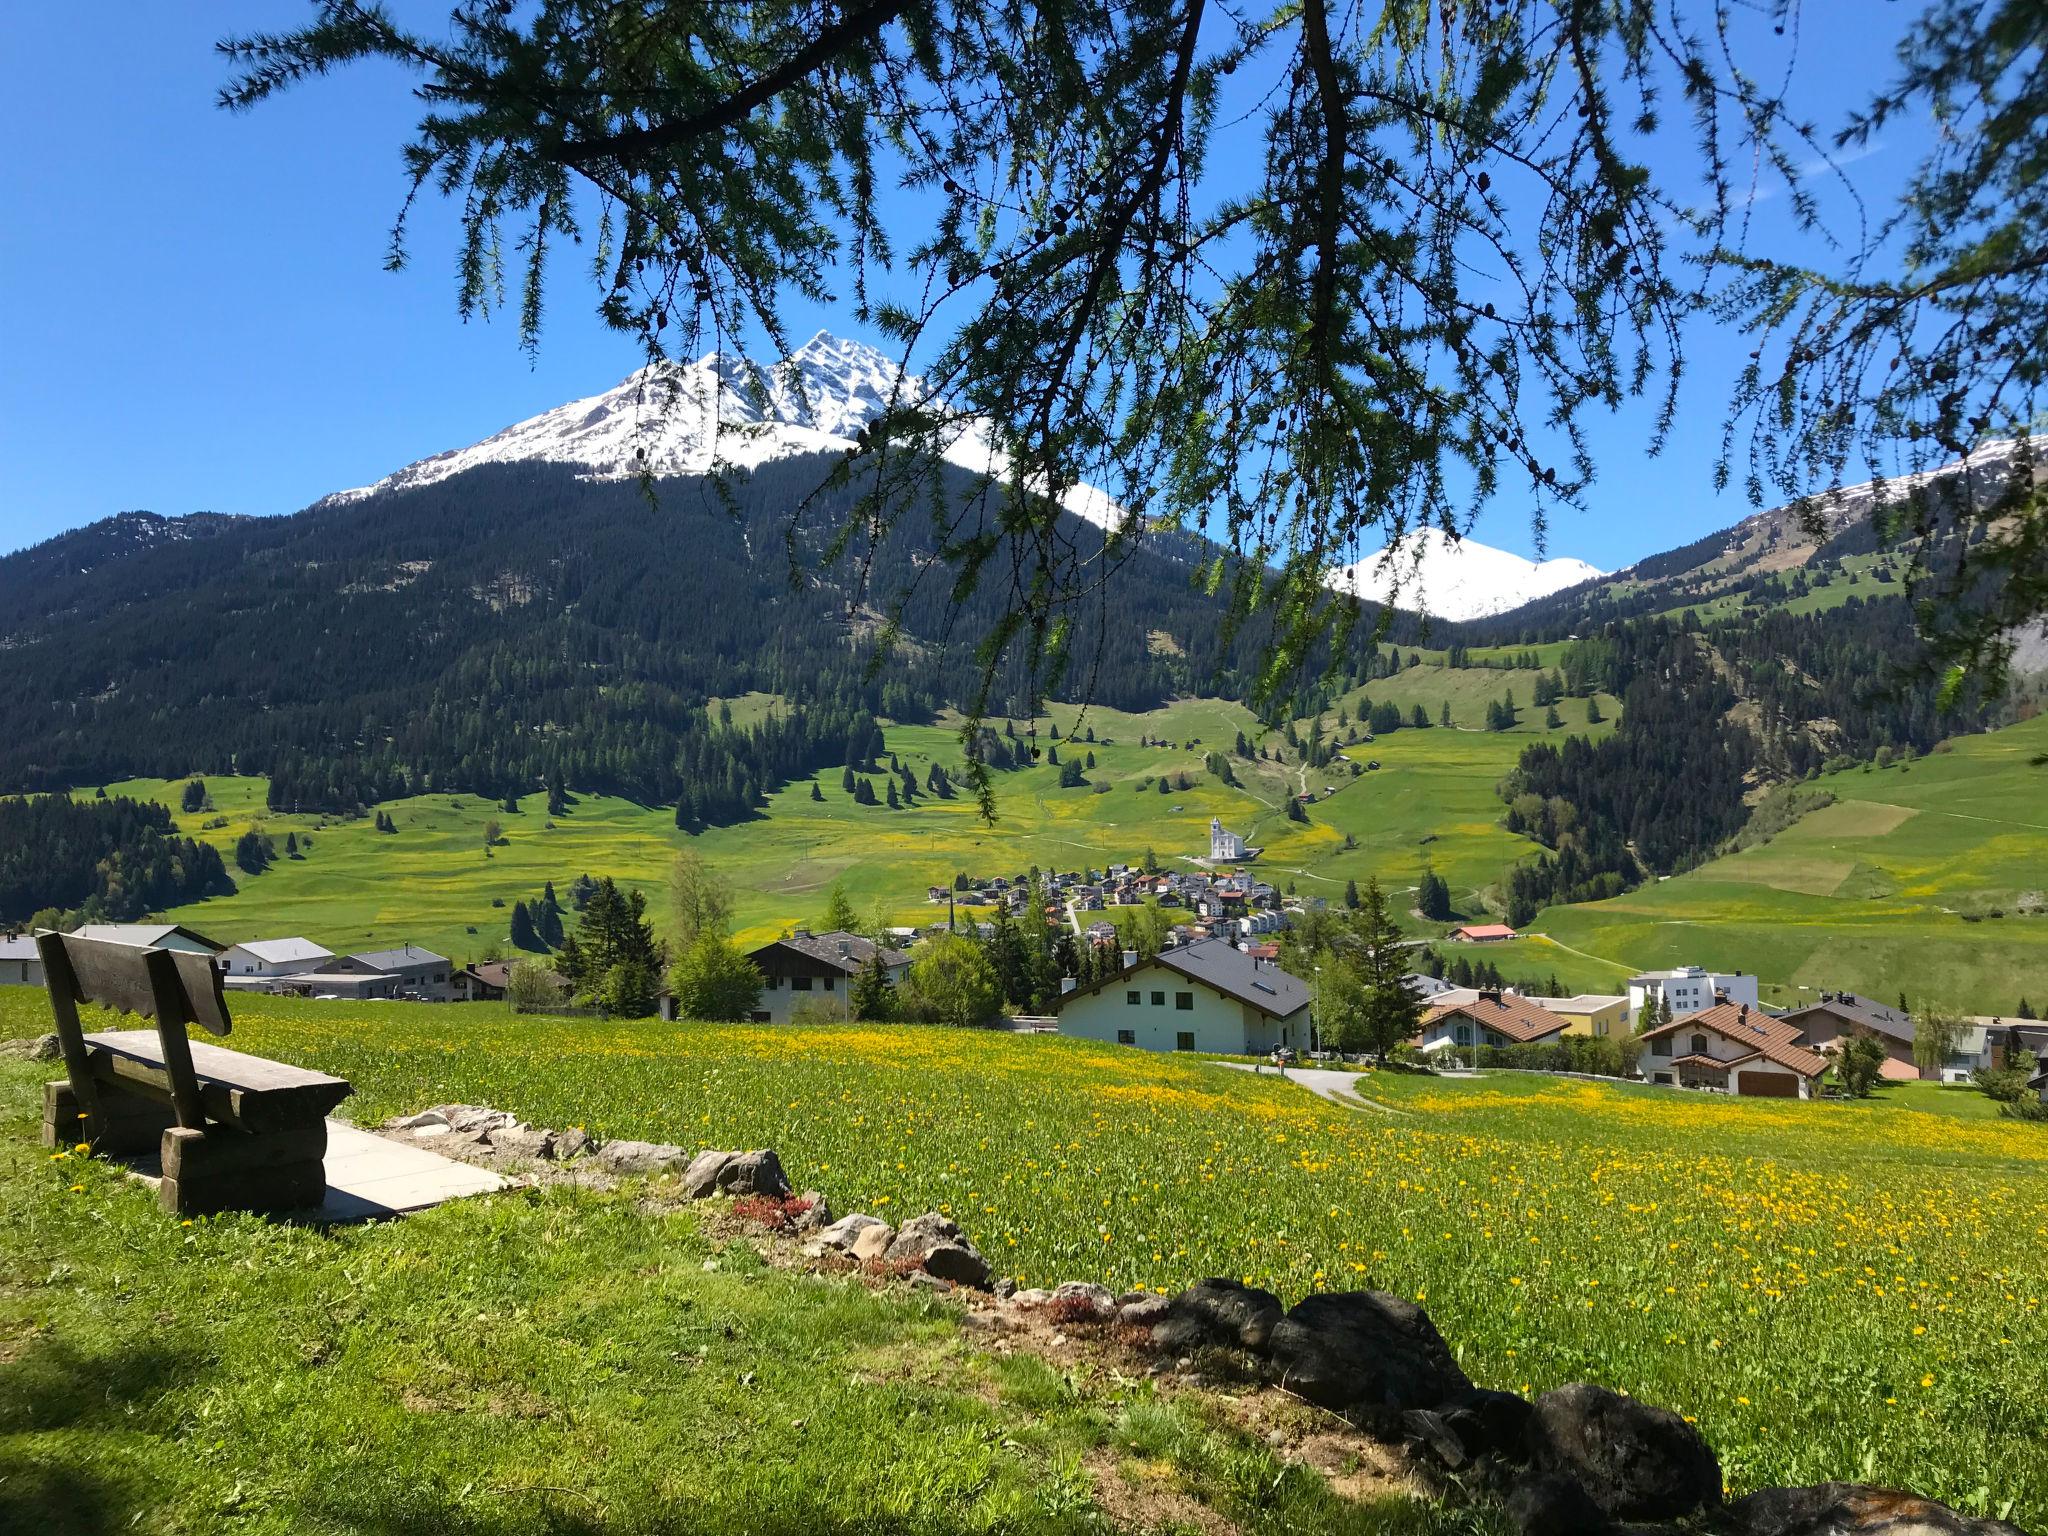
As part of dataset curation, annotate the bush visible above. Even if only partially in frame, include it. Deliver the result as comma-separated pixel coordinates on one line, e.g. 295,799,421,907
505,960,567,1013
2000,1098,2048,1123
667,934,763,1022
1972,1066,2033,1104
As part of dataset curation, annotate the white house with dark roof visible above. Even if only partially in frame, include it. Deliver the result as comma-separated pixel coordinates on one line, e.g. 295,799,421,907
71,923,224,955
0,934,43,987
217,937,335,988
1058,937,1309,1055
742,930,910,1022
282,944,453,1001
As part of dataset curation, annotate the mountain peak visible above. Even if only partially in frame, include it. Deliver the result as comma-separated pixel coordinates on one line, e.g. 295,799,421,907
1326,528,1603,621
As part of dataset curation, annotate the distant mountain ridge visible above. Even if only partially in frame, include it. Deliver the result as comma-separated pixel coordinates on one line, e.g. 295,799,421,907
1327,529,1605,622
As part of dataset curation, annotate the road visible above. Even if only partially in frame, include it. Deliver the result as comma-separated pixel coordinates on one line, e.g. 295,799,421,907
1213,1061,1402,1113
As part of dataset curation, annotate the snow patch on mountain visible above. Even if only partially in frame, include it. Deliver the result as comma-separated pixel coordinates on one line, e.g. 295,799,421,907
1326,528,1604,621
329,331,1129,530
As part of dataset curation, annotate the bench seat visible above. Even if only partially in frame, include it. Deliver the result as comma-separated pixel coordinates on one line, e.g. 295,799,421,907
78,1028,352,1132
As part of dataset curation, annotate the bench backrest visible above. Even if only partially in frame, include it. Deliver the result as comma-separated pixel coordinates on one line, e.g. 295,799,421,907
37,932,233,1135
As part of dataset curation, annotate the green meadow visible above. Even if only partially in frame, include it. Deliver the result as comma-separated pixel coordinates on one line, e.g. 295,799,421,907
1538,712,2048,1013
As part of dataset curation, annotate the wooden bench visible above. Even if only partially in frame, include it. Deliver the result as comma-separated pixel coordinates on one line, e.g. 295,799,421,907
37,932,353,1216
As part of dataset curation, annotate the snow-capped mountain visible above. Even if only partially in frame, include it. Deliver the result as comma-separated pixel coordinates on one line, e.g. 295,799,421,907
331,330,1127,529
1326,528,1604,621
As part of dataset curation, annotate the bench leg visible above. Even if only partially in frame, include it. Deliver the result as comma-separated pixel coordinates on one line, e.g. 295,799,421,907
43,1080,176,1156
158,1123,329,1216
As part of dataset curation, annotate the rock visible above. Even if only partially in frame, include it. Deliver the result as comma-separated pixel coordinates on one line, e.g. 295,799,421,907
1506,1472,1610,1536
551,1127,591,1162
719,1149,791,1199
850,1223,896,1262
921,1242,991,1289
488,1124,555,1160
432,1104,520,1135
807,1213,888,1256
1264,1290,1471,1413
1721,1484,2029,1536
594,1139,690,1176
908,1272,954,1294
682,1150,737,1197
991,1278,1017,1301
1436,1386,1535,1462
1148,1277,1284,1354
1401,1408,1470,1470
1050,1281,1118,1321
384,1109,451,1132
882,1213,963,1265
1118,1294,1173,1328
792,1191,832,1232
1,1033,64,1062
1010,1288,1053,1307
1526,1383,1720,1523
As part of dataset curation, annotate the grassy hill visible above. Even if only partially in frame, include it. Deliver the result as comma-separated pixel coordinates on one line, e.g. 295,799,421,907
1534,712,2048,1013
5,990,2044,1528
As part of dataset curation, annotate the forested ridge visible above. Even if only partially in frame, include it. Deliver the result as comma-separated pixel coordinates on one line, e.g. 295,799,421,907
0,794,234,926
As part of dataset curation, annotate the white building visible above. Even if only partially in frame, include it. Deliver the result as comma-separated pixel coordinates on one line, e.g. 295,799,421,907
1058,938,1309,1055
1638,1001,1826,1099
742,930,910,1023
1209,818,1254,862
71,923,224,956
283,944,454,1002
0,934,43,987
217,937,335,988
1627,966,1759,1021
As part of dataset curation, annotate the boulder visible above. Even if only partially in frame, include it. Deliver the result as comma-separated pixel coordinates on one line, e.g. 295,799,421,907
1506,1472,1610,1536
1148,1278,1284,1354
791,1191,832,1232
1050,1282,1118,1321
850,1223,896,1262
806,1213,888,1256
1721,1484,2029,1536
1436,1386,1535,1463
0,1034,62,1062
991,1278,1018,1300
682,1150,737,1197
551,1127,592,1162
384,1109,451,1133
1526,1383,1719,1523
487,1124,556,1160
594,1139,690,1176
1009,1288,1053,1307
1118,1294,1173,1328
719,1149,791,1199
921,1241,991,1289
1264,1291,1471,1412
431,1104,520,1135
883,1213,966,1266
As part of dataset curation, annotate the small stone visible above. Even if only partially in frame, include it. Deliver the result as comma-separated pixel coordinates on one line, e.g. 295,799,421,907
882,1212,965,1265
991,1278,1018,1300
29,1034,61,1062
1010,1288,1053,1307
807,1212,888,1256
384,1109,451,1132
432,1104,520,1135
1050,1281,1117,1320
551,1127,592,1161
488,1124,555,1160
682,1149,738,1197
717,1149,791,1199
792,1191,832,1232
1506,1472,1609,1536
909,1272,954,1294
850,1223,896,1262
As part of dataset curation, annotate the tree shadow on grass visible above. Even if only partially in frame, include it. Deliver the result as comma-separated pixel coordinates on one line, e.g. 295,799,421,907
0,1334,213,1536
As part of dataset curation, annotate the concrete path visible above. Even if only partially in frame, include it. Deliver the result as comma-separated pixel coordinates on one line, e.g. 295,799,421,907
121,1118,507,1223
1214,1061,1403,1113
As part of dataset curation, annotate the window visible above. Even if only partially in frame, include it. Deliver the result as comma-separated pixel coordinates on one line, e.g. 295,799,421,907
1151,990,1165,1006
793,976,814,992
1175,1031,1196,1051
1690,1033,1708,1057
1454,1024,1472,1047
1116,1029,1136,1045
823,975,836,991
1650,1036,1670,1056
1174,991,1195,1011
1126,990,1140,1005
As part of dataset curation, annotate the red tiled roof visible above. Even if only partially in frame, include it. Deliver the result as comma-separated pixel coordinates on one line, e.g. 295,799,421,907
1643,1002,1827,1078
1424,991,1566,1044
1454,924,1519,940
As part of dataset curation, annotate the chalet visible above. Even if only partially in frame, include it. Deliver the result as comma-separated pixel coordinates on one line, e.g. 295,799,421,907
1627,966,1759,1020
1532,993,1630,1038
927,886,950,903
0,934,42,987
1418,991,1568,1056
1451,924,1517,944
283,944,454,1002
458,961,518,1002
1405,972,1458,1000
1084,920,1119,945
217,937,335,989
1058,938,1308,1055
744,930,909,1023
71,923,223,955
1778,993,1920,1081
1638,1001,1826,1099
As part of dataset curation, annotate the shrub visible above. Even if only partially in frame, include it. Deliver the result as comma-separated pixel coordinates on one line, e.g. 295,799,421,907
505,960,566,1013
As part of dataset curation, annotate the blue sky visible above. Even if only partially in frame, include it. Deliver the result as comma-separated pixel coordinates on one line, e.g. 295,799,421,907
1,3,1923,568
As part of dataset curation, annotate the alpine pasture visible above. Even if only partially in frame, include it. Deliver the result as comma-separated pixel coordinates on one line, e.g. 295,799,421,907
6,988,2042,1525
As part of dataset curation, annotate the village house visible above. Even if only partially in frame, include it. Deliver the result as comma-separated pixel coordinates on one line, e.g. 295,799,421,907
72,923,223,955
1450,923,1518,944
1627,966,1759,1020
1417,990,1569,1057
281,944,455,1002
0,934,43,987
2032,1062,2048,1107
743,929,909,1023
1638,1001,1827,1098
1778,992,1922,1080
457,960,518,1002
1532,993,1631,1038
217,937,335,989
1058,938,1309,1055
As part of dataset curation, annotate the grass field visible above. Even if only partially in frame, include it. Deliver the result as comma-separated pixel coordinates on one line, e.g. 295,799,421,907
1535,712,2048,1013
3,990,2043,1529
90,686,1613,976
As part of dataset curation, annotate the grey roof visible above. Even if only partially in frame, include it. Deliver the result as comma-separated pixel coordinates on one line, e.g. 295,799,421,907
749,930,909,974
226,937,334,966
1781,992,1915,1043
0,934,40,962
71,923,225,953
348,944,449,972
1153,939,1310,1020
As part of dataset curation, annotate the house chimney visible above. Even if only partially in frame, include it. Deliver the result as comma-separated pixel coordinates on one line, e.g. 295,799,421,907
1739,1004,1749,1022
1121,949,1138,971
